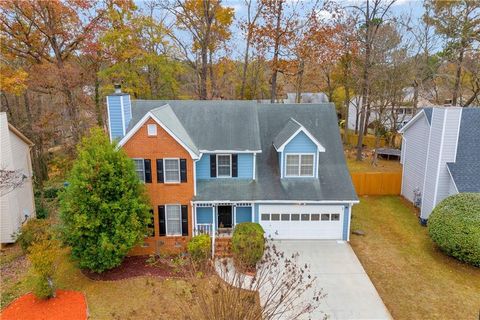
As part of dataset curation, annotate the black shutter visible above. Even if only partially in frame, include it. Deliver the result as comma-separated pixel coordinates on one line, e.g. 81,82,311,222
156,159,164,183
210,154,216,177
232,154,238,177
158,205,166,236
181,205,188,236
144,159,152,183
180,159,187,182
148,209,155,237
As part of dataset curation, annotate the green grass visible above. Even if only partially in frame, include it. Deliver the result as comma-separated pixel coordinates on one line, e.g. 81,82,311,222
0,246,217,319
346,158,402,173
350,196,480,320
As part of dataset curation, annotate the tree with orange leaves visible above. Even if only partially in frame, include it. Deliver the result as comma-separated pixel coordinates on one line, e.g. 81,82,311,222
0,0,106,143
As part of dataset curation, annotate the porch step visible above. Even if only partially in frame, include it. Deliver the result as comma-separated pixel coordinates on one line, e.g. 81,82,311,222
214,237,233,257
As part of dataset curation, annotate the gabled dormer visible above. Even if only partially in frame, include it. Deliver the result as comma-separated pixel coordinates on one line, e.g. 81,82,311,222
273,118,325,178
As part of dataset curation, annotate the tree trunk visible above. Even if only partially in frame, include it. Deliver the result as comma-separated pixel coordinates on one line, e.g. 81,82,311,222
240,32,252,100
295,60,305,103
200,44,209,100
452,46,464,106
270,1,283,103
94,74,102,127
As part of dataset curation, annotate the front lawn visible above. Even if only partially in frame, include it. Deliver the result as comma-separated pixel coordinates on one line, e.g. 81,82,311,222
0,245,229,319
350,196,480,320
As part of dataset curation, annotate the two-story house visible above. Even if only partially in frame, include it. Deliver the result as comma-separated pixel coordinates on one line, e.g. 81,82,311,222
399,107,480,223
106,86,358,254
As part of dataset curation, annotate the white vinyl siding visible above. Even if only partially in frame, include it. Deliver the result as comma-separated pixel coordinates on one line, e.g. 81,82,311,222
285,154,314,177
401,114,430,204
420,108,462,219
166,205,181,235
217,154,231,177
164,158,180,183
133,159,145,182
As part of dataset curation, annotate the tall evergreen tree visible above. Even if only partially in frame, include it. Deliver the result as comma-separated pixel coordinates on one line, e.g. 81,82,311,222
59,128,150,273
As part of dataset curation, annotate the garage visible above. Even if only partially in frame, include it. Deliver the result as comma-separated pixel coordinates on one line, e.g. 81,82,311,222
259,204,345,240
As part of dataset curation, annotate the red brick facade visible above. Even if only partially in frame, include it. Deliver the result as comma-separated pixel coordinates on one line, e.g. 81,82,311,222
122,117,194,255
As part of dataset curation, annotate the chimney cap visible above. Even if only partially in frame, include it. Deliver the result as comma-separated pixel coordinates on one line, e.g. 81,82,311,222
114,83,121,94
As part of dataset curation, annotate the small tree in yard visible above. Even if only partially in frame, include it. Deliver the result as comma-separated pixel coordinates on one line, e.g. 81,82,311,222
59,128,150,273
28,238,61,299
180,240,325,320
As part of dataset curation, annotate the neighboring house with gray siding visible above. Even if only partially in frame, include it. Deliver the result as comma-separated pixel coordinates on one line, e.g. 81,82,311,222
0,112,35,243
399,107,480,222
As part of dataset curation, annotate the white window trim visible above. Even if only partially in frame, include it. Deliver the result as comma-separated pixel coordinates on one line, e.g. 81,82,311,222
284,153,315,177
216,154,232,178
133,158,145,182
163,158,181,184
165,204,182,236
147,124,157,136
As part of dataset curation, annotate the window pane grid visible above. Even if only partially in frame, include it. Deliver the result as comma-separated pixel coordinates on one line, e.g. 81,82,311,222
217,155,231,177
285,154,314,177
133,159,145,182
166,205,181,235
164,159,180,182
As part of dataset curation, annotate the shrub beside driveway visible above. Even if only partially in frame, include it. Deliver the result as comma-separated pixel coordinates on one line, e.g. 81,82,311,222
350,196,480,320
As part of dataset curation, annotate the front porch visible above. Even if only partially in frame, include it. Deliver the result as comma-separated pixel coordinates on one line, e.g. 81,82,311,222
193,202,254,237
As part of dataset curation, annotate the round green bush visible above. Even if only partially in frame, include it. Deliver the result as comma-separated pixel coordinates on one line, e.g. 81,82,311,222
232,222,265,268
187,234,211,262
428,193,480,267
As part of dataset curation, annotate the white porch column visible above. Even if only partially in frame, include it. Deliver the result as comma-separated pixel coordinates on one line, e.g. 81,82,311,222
233,204,237,228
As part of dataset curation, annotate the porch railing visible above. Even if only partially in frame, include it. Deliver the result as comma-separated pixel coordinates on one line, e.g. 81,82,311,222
196,223,213,236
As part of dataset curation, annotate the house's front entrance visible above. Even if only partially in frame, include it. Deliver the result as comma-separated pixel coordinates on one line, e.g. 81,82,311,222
217,205,233,228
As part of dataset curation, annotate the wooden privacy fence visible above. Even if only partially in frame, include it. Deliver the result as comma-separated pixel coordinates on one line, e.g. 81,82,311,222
350,172,402,196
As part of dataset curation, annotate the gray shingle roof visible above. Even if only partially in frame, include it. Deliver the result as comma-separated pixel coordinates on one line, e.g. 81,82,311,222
130,100,261,151
150,105,199,156
423,108,433,124
127,100,357,202
195,103,357,202
447,108,480,192
272,118,301,150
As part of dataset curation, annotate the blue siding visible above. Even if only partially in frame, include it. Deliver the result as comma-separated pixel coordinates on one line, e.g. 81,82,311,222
236,206,252,223
238,154,254,179
107,96,124,141
343,205,349,241
195,153,254,180
122,95,132,130
196,154,210,179
197,207,213,224
283,131,318,177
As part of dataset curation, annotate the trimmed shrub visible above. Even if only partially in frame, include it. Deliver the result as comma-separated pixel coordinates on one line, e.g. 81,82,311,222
187,234,211,262
16,219,52,254
428,193,480,267
232,223,265,268
43,187,60,199
28,239,60,299
59,128,150,273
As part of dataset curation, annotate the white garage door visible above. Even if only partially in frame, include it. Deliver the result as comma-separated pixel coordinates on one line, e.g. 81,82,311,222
259,204,344,240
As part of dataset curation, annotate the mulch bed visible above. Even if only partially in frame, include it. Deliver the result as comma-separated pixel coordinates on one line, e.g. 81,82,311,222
1,290,87,320
81,255,188,281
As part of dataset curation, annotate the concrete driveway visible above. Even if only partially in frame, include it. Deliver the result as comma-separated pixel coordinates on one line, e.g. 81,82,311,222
273,240,391,320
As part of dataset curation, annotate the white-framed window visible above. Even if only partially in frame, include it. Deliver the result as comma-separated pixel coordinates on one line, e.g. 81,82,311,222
166,204,181,235
217,154,232,177
133,159,145,182
285,153,315,177
147,124,157,136
164,158,180,183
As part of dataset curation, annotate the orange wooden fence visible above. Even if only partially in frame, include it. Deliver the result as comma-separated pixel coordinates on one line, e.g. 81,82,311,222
350,172,402,196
